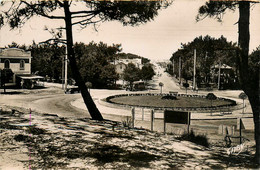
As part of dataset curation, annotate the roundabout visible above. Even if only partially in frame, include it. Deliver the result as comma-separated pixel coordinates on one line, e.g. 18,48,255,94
105,93,238,112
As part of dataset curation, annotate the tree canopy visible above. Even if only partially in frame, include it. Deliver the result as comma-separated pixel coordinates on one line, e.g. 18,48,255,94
123,63,141,85
140,63,155,82
0,1,171,29
170,35,238,86
31,42,65,82
74,41,120,88
0,0,171,120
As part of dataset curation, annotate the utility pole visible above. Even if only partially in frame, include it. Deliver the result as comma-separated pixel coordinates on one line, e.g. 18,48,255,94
62,56,64,90
172,59,174,77
64,45,68,92
218,62,221,90
193,49,196,90
179,56,182,85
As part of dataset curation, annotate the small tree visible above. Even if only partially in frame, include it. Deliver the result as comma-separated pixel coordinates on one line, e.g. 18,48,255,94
183,82,189,94
85,82,92,92
206,93,217,116
122,63,140,91
140,64,155,82
239,92,248,114
0,69,14,93
159,82,164,94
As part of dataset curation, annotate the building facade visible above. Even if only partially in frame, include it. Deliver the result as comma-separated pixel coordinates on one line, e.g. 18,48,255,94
113,58,142,78
0,48,31,83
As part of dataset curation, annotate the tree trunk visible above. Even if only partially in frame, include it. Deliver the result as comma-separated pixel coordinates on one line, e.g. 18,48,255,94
63,2,103,121
3,82,6,93
238,1,259,164
248,91,260,164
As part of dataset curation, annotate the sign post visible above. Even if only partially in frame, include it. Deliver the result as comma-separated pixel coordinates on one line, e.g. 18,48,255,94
151,109,154,131
164,110,191,134
239,118,242,144
131,107,135,128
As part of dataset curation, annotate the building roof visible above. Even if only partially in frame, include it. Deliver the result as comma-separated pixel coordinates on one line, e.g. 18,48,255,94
0,48,31,58
211,64,232,69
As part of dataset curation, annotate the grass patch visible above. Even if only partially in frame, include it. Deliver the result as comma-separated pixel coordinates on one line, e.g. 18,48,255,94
0,122,22,130
26,126,47,135
126,151,160,168
109,95,233,108
14,134,33,142
88,144,125,164
177,130,210,147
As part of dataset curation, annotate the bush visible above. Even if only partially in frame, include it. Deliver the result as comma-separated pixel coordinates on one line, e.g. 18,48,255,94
206,93,217,100
161,95,177,100
26,126,46,135
122,116,132,128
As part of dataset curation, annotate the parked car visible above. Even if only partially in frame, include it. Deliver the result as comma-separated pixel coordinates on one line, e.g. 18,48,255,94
126,81,146,91
65,87,80,94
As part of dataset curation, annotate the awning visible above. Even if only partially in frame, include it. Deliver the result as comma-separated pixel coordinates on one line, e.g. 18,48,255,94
18,75,44,80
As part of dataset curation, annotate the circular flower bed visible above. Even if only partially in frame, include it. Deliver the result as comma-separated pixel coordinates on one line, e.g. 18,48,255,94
105,93,236,111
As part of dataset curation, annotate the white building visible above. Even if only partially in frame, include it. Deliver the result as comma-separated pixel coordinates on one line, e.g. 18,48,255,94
113,58,142,77
0,48,31,83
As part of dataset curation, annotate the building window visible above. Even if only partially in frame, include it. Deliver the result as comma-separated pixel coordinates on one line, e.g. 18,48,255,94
20,60,25,70
4,60,10,69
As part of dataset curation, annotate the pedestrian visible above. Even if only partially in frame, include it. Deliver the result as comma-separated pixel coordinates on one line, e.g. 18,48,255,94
20,79,24,89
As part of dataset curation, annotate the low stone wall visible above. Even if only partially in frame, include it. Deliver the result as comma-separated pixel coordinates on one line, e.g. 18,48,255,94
104,93,237,112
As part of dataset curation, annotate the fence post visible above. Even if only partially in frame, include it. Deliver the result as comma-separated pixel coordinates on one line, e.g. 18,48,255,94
187,112,191,134
131,107,135,128
151,109,154,131
239,118,242,144
163,110,166,134
142,108,144,121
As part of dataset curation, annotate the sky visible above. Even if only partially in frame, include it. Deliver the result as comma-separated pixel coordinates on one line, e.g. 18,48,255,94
0,0,260,61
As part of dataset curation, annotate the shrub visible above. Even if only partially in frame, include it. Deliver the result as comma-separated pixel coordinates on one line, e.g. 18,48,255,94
161,95,177,100
26,126,46,135
122,116,132,128
206,93,217,100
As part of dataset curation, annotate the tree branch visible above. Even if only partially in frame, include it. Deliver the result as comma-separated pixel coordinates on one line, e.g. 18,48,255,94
39,38,66,45
55,0,64,7
71,10,95,15
20,1,65,20
41,14,65,20
72,14,99,26
71,14,93,19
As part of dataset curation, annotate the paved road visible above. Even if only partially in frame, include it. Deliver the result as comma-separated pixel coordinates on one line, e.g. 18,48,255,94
0,64,252,121
0,86,89,118
150,63,180,93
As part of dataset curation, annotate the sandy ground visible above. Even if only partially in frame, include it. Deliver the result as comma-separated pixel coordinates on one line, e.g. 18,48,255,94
0,105,258,170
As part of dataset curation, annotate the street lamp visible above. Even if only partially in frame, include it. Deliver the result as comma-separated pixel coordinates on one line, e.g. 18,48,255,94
159,82,164,94
193,49,196,91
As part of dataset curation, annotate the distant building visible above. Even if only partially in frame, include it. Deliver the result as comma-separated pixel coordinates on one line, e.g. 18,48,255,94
211,64,238,89
113,58,142,78
0,48,31,83
114,62,127,75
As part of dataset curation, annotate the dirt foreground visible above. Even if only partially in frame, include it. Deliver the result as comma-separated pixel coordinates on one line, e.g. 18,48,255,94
0,105,258,170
